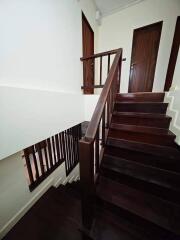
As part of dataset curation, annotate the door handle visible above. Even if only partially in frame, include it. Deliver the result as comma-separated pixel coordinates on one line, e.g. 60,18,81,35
131,63,136,70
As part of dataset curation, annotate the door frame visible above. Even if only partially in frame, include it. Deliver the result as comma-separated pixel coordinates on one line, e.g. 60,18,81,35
164,16,180,91
128,21,163,93
82,12,94,94
82,12,94,57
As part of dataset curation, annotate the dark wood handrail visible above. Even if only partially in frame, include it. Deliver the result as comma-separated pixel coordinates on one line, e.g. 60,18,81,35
81,48,125,94
84,48,122,141
79,48,123,229
80,49,119,61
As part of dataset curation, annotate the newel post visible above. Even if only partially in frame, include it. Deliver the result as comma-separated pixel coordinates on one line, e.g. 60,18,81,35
79,138,95,229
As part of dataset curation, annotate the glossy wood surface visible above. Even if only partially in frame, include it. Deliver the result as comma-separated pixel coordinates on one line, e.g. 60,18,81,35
164,16,180,91
24,124,81,191
129,22,162,92
82,12,94,94
79,48,123,229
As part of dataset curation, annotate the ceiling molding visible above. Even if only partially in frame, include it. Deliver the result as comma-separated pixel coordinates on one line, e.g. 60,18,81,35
95,0,146,18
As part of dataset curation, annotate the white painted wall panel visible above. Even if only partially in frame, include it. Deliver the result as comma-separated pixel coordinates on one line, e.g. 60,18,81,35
0,87,84,160
98,0,180,92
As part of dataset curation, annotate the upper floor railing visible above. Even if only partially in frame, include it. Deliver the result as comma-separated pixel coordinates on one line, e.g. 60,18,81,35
80,48,125,94
24,124,82,191
79,48,123,228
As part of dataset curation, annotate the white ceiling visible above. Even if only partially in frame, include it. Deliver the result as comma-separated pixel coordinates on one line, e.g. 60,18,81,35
94,0,145,17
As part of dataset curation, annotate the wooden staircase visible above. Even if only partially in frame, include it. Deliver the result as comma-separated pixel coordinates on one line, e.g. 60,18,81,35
96,92,180,237
4,92,180,240
5,49,180,240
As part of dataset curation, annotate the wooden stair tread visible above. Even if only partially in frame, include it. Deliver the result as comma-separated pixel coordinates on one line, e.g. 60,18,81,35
95,206,178,240
110,123,175,137
106,137,179,159
113,111,171,119
109,125,175,146
102,154,180,192
116,92,165,102
105,146,180,173
97,176,180,235
114,102,168,114
112,111,171,129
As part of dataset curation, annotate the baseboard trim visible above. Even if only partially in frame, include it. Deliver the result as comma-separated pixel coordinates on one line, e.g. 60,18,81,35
0,164,79,239
166,91,180,145
0,179,53,239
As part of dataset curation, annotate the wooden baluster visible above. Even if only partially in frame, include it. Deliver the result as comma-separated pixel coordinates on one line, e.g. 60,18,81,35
118,56,122,92
102,108,106,147
24,147,34,185
47,138,53,168
68,129,73,168
107,94,110,128
77,124,81,160
71,128,75,165
79,139,95,229
35,143,45,175
52,136,57,164
95,126,100,173
59,132,64,160
64,130,70,172
44,144,49,171
55,134,60,163
79,123,82,139
63,131,69,175
100,56,102,85
109,88,113,115
107,54,110,74
37,140,49,171
73,127,78,163
31,147,40,180
74,126,78,163
69,128,73,166
61,132,66,161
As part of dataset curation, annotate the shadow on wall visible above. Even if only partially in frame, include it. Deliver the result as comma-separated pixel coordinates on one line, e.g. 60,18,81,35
166,90,180,145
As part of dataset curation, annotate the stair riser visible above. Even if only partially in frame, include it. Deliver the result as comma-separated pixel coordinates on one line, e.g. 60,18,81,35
112,115,171,129
101,168,180,205
102,156,180,192
114,103,168,114
96,199,178,239
109,129,175,146
105,146,180,172
116,93,165,103
97,177,180,235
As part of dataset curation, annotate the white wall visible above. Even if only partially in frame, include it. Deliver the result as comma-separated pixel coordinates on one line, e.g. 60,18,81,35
84,95,99,121
0,0,98,92
0,86,85,160
171,48,180,90
0,1,99,238
0,0,98,160
0,152,79,239
165,47,180,145
98,0,180,93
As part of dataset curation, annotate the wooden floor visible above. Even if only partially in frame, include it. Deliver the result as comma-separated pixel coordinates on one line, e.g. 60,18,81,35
3,181,179,240
4,92,180,240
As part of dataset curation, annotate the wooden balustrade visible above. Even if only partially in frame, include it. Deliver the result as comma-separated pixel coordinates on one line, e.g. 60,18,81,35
24,124,82,191
79,48,123,228
81,49,125,93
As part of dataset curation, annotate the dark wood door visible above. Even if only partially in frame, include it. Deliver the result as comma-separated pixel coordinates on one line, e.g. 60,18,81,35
164,16,180,91
82,12,94,94
129,21,163,93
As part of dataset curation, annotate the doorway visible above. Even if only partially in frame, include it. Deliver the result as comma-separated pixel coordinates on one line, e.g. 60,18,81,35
129,21,163,93
164,16,180,91
82,12,94,94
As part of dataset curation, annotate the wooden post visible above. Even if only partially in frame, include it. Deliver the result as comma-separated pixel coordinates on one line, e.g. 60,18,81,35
79,139,95,229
